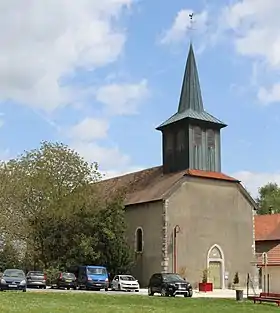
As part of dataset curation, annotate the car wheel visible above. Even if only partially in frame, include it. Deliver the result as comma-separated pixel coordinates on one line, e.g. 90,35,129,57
105,288,108,291
118,284,121,291
148,287,154,296
161,287,168,297
188,289,193,297
135,290,139,292
23,289,27,293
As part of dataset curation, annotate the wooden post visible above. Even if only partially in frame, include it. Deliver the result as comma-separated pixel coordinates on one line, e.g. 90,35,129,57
268,274,270,294
246,273,249,297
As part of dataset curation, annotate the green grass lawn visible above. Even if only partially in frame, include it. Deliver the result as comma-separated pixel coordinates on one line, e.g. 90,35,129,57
0,292,277,313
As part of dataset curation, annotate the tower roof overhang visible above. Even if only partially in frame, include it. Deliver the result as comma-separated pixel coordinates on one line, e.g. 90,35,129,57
156,109,227,131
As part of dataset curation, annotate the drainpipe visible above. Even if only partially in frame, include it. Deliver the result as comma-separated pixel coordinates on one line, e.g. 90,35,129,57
174,225,180,273
161,200,169,273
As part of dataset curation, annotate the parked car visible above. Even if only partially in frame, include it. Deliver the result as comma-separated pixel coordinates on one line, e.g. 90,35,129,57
148,273,193,297
111,275,140,292
52,272,77,290
26,271,47,289
68,265,109,291
0,269,27,292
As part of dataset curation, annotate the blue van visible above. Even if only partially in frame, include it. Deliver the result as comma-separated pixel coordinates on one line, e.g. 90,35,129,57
69,265,109,291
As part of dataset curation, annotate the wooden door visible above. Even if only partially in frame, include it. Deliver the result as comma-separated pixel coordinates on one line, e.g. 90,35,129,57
208,261,221,289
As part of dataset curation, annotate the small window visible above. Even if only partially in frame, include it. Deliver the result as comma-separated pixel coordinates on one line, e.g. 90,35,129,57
166,133,173,151
135,227,143,253
207,130,215,148
176,130,185,151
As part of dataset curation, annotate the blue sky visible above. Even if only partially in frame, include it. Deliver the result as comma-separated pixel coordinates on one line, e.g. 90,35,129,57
1,0,280,196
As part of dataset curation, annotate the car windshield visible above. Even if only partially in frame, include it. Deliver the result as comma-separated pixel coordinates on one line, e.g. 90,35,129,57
120,275,136,281
3,269,25,278
62,273,75,279
29,271,44,276
162,274,185,282
87,268,107,275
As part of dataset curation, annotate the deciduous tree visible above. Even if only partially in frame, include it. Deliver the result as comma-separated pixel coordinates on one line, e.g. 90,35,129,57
256,183,280,215
0,141,133,274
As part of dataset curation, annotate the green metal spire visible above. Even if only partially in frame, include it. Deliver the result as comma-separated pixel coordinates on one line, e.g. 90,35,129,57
156,43,226,130
178,43,203,113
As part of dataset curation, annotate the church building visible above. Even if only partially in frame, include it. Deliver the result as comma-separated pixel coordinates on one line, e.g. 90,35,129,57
101,44,257,288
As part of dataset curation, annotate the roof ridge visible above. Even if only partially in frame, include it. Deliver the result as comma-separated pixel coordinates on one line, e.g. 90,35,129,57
102,165,161,182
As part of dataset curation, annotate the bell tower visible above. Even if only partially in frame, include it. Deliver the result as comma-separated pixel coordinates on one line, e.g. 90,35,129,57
156,44,227,174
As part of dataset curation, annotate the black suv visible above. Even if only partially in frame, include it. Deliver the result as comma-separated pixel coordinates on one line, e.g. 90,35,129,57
148,273,193,297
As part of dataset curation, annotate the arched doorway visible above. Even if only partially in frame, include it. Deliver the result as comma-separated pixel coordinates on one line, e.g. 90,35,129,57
207,244,225,289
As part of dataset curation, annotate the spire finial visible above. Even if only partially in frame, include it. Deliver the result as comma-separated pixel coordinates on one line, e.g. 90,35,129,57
188,12,195,43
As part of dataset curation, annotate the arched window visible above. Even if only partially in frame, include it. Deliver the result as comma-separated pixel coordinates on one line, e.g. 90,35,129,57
135,227,143,253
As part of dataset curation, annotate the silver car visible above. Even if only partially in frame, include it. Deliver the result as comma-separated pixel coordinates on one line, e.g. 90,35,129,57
26,271,47,289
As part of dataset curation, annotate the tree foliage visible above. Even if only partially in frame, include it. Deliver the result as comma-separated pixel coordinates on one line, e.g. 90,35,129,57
256,182,280,215
0,141,133,274
0,241,21,271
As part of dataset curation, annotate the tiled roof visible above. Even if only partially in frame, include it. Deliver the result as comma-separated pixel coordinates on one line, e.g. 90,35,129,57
256,244,280,266
99,166,239,206
255,214,280,241
186,169,239,182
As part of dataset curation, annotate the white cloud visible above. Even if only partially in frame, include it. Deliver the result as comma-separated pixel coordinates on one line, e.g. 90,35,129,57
233,170,280,198
0,0,132,111
221,0,280,68
161,9,208,45
0,113,4,128
72,141,131,172
0,149,11,162
70,117,109,141
95,79,149,115
258,83,280,104
215,0,280,104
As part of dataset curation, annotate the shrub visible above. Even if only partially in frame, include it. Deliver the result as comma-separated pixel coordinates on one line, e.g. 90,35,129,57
233,272,239,284
202,269,208,283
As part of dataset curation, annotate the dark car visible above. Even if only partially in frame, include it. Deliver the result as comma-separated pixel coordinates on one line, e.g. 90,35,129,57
26,271,47,289
0,269,27,292
53,272,77,290
148,273,193,297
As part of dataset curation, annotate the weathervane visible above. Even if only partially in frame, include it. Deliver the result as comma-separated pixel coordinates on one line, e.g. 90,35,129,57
188,12,196,43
